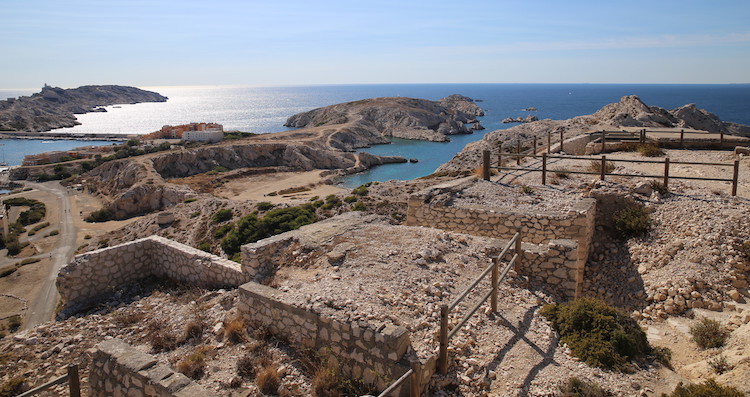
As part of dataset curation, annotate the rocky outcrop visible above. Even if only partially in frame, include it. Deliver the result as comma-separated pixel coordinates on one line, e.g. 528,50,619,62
439,95,750,172
284,95,485,146
502,115,539,123
0,85,167,132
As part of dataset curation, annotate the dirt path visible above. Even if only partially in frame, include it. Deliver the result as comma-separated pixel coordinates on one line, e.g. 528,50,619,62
21,181,76,329
214,170,346,203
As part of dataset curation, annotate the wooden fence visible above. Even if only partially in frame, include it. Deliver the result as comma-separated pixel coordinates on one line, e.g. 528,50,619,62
438,232,521,374
481,150,741,196
17,364,80,397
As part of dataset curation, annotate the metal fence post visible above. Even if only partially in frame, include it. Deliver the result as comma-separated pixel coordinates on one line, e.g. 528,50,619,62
482,150,490,180
541,152,547,185
664,158,670,189
732,160,739,196
438,305,449,375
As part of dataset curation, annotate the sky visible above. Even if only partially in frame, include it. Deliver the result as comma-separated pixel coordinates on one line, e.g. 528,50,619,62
1,0,749,88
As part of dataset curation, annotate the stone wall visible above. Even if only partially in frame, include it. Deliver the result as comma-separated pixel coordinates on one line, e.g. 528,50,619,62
89,338,216,397
57,236,251,311
238,282,424,396
406,181,596,298
521,239,580,299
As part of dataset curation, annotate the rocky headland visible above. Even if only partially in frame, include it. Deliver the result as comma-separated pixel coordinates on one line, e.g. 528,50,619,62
439,95,750,172
284,94,484,145
0,85,167,132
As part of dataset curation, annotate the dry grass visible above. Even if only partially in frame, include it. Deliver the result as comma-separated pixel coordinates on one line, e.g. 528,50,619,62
177,350,206,380
182,316,206,342
589,159,616,174
312,367,343,397
256,364,281,394
224,317,246,344
111,310,145,327
147,321,179,352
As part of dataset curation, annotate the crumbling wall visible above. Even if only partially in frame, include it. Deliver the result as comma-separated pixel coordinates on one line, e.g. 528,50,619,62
57,236,250,311
238,282,424,396
89,338,216,397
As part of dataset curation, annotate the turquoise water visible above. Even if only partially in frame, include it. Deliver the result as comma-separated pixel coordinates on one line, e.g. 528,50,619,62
2,84,749,184
0,139,117,166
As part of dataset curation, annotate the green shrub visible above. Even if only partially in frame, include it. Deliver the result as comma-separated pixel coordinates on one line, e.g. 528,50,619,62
4,198,46,225
352,201,366,211
31,222,50,232
312,200,324,208
690,318,729,349
85,208,112,223
46,230,59,237
0,265,17,278
343,195,357,203
7,315,21,333
197,241,212,253
521,185,534,195
612,205,651,238
559,377,611,397
84,234,92,240
663,380,743,397
309,196,319,202
256,202,274,211
212,208,233,223
221,205,317,257
540,298,657,371
352,185,369,196
325,194,341,204
213,223,234,239
184,198,198,203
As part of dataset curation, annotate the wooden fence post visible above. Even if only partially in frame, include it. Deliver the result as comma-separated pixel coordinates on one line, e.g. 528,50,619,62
680,129,684,148
410,361,421,397
601,130,606,153
559,129,564,152
721,130,725,148
732,160,739,196
491,257,498,312
482,150,490,181
514,231,522,272
533,136,538,154
664,158,670,189
68,365,81,397
600,156,606,180
641,129,645,144
547,131,551,153
541,152,547,185
516,139,521,165
497,141,503,167
438,305,449,375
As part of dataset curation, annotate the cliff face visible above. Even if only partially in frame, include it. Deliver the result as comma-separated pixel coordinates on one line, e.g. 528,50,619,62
439,95,750,172
284,95,485,147
0,85,167,132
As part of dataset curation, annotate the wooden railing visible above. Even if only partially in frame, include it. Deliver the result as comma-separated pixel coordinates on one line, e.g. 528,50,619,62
376,363,419,397
437,232,521,374
481,150,741,196
17,364,80,397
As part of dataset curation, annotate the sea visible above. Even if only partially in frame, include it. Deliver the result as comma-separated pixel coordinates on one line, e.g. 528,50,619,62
2,84,749,187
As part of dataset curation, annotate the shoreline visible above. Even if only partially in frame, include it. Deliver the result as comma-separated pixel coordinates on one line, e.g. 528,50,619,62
0,131,131,141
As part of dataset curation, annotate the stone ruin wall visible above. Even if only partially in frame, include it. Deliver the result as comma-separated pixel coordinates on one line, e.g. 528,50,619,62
238,282,426,396
89,338,216,397
406,184,596,299
57,235,251,311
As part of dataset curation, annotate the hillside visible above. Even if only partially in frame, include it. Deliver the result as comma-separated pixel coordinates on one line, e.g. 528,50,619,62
0,85,167,132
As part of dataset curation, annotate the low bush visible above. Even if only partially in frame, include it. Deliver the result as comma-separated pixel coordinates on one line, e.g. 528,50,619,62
690,318,729,349
663,380,743,397
559,377,611,397
612,205,651,238
352,201,366,211
256,202,275,211
256,365,281,395
7,316,21,333
343,195,357,203
184,198,198,203
588,159,616,174
177,351,205,380
221,205,317,257
224,317,246,344
0,265,17,278
237,355,256,378
521,185,534,195
4,198,46,225
85,208,112,223
148,324,178,352
708,354,732,374
352,185,369,196
637,144,664,157
31,222,50,232
540,298,659,371
183,317,206,342
16,258,40,267
212,208,233,223
0,376,27,397
197,241,212,253
46,230,59,237
213,223,234,239
649,180,669,195
111,310,145,327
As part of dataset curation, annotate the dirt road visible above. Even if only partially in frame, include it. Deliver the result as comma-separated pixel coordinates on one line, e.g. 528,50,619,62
21,181,77,329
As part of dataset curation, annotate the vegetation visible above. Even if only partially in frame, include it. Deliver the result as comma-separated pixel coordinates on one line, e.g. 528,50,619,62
212,208,233,223
213,223,234,239
224,317,246,344
540,298,666,371
708,354,731,374
612,205,651,238
223,131,256,140
637,143,665,157
85,208,113,223
649,180,669,195
352,201,366,211
521,185,535,195
197,241,212,253
588,159,616,174
690,318,729,349
343,195,357,203
559,377,611,397
352,184,369,196
662,380,743,397
177,350,206,379
4,197,46,225
183,198,198,203
221,205,317,257
0,376,27,397
255,364,281,394
256,201,275,211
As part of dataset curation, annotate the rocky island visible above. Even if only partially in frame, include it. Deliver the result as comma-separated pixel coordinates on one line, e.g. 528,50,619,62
0,85,168,132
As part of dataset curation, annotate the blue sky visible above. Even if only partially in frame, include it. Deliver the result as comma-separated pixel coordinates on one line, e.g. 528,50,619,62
2,0,749,88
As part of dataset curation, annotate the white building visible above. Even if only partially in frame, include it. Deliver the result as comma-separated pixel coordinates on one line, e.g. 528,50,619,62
182,127,224,143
